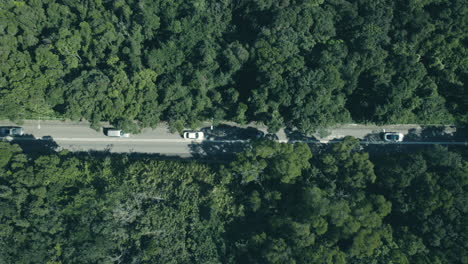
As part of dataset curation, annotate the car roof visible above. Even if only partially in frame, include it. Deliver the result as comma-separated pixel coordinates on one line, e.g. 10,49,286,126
385,134,401,140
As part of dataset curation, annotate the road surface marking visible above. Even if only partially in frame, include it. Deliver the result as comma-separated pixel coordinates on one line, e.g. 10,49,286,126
2,136,466,145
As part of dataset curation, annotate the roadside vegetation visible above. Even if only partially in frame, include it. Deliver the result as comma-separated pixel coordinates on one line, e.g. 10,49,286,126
0,0,466,133
0,139,466,263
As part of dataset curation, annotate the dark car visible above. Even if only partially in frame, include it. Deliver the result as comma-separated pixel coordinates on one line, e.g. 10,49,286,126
0,126,24,137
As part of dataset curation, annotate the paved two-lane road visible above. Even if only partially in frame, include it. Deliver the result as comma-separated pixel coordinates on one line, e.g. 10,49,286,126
0,120,466,156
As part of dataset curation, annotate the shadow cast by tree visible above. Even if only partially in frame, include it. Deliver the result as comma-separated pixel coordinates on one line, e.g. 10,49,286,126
405,126,461,142
200,124,265,140
9,135,59,157
188,140,246,161
284,128,319,143
362,132,384,143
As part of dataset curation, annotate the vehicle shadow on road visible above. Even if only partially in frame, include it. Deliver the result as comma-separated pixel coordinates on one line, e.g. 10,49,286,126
102,127,111,136
9,135,60,158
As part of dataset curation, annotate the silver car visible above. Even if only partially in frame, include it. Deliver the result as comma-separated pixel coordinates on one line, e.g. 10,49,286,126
383,132,404,142
0,126,24,137
107,129,130,137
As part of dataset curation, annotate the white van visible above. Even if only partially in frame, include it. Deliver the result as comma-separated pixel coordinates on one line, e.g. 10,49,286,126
107,129,130,137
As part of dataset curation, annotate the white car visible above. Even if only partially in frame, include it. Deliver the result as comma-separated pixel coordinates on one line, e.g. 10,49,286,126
107,129,130,138
383,132,404,142
183,131,204,140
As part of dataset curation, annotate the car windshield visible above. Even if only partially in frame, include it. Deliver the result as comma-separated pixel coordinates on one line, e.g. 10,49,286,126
386,134,399,140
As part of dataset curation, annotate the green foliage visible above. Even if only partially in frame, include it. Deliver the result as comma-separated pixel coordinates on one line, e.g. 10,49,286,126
231,140,312,184
219,138,466,263
220,138,392,263
374,146,468,264
1,0,465,131
0,142,22,168
0,143,225,263
0,139,466,263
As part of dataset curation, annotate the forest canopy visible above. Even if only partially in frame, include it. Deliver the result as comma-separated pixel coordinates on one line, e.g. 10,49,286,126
0,0,466,133
0,140,466,263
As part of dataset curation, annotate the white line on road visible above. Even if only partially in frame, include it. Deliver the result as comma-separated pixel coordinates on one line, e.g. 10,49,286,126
2,137,466,145
50,138,252,143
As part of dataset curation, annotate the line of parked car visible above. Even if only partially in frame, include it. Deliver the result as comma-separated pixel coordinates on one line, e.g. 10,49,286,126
106,130,403,142
1,126,403,142
105,129,205,140
0,126,206,140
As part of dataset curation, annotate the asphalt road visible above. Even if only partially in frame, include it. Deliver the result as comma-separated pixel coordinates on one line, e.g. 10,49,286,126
0,120,466,156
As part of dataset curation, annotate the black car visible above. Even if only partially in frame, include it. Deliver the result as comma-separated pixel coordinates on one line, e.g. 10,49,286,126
0,126,24,137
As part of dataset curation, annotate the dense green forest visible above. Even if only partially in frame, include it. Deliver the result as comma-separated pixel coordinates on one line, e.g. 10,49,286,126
0,140,466,263
0,0,466,133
